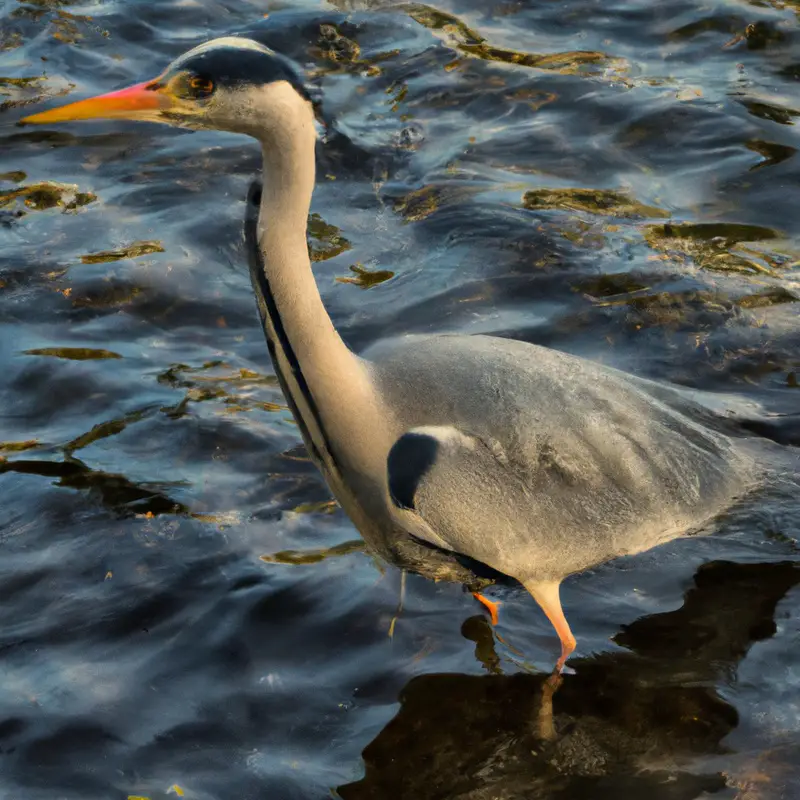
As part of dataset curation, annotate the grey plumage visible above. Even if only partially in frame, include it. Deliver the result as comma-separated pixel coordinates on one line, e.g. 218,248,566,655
23,36,762,671
371,334,751,585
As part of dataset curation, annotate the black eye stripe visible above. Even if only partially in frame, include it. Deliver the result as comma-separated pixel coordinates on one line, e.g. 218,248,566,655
168,42,310,100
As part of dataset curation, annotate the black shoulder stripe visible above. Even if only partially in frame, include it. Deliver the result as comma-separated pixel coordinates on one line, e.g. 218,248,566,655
387,432,439,511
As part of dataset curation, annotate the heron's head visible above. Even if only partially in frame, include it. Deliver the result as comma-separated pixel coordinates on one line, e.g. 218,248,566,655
21,37,313,136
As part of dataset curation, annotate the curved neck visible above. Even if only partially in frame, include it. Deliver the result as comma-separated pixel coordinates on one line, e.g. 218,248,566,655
257,91,348,377
251,85,377,474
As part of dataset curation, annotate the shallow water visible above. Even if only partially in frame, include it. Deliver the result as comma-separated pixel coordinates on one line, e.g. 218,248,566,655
1,0,800,797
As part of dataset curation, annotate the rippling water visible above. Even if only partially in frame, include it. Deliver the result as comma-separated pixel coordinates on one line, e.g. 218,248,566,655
2,0,800,797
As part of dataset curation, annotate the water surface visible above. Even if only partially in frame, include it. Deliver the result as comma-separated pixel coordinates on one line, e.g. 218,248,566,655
1,0,800,797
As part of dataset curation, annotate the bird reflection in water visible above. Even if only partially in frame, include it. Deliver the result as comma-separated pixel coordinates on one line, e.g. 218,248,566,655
338,560,800,800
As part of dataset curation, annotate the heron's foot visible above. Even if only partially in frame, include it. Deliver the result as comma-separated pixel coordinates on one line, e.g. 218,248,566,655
472,592,501,626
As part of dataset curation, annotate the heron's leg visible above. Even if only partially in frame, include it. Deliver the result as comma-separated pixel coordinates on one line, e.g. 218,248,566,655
388,569,407,638
524,579,575,673
472,592,501,626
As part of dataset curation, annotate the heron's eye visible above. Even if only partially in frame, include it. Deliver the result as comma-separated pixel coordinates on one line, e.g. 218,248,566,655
188,75,215,98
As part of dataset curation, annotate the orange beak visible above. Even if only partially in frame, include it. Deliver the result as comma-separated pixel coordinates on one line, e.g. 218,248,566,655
20,80,172,125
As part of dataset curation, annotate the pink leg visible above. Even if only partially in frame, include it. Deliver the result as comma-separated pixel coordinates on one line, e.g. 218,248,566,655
472,591,501,625
524,580,576,673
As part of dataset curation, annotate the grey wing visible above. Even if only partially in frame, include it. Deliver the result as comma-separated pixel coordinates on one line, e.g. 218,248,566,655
383,418,742,584
386,425,544,580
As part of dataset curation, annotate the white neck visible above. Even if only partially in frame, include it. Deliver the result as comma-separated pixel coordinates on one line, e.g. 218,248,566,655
251,82,380,473
256,87,346,373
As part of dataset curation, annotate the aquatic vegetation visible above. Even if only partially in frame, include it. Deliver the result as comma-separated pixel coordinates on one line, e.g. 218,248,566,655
291,499,339,515
523,188,667,219
523,189,666,253
311,22,389,77
10,5,107,46
0,70,75,114
505,87,558,112
337,262,395,288
69,281,146,309
734,287,798,309
0,178,96,215
394,185,442,222
307,212,352,261
0,439,39,454
0,75,41,89
740,97,800,126
260,539,365,565
310,21,403,77
597,288,737,333
157,362,283,419
643,222,788,276
746,139,797,171
574,273,651,299
669,14,746,40
80,241,165,264
0,30,22,52
24,347,123,360
403,3,627,78
393,184,484,222
63,407,152,455
0,74,44,113
733,20,786,49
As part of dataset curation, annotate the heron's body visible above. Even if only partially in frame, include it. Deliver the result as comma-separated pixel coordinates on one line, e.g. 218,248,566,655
370,334,747,578
22,35,755,669
248,164,749,581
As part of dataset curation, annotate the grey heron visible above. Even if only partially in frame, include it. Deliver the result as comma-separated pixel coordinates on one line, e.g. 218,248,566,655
21,36,755,672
